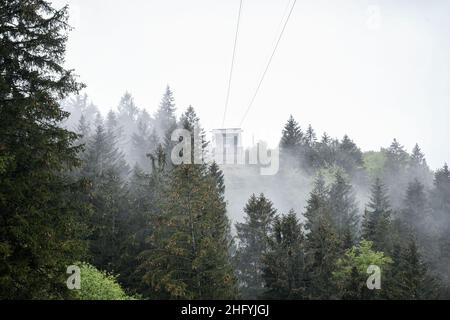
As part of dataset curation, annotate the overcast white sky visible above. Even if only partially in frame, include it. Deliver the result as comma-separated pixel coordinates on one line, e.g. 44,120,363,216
53,0,450,169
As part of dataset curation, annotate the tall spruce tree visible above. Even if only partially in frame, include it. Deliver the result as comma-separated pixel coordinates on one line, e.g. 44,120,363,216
154,85,177,143
316,132,335,167
303,124,318,170
328,171,360,249
430,164,450,223
430,164,450,285
383,139,410,208
280,115,303,149
140,112,237,299
361,178,392,253
119,148,169,297
401,179,430,236
280,115,303,170
336,135,364,176
179,106,208,165
0,0,90,299
235,194,277,299
262,210,306,299
303,175,340,299
408,144,433,189
385,239,441,299
80,121,131,274
131,110,156,171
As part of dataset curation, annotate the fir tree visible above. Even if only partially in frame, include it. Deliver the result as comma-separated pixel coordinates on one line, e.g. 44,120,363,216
303,175,340,299
430,164,450,285
401,179,430,234
316,132,334,167
303,124,318,170
385,239,441,299
328,171,360,249
361,178,392,252
140,115,237,299
408,143,433,189
280,115,303,169
81,123,129,179
79,121,131,274
410,144,426,167
430,163,450,222
118,92,139,121
179,106,208,165
77,114,91,146
262,210,306,299
0,0,89,299
383,139,410,208
131,110,155,171
209,161,225,195
336,135,364,176
305,124,317,147
280,115,303,149
235,194,277,299
154,85,177,143
119,159,168,297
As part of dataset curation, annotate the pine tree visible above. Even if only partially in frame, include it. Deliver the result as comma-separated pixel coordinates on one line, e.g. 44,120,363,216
362,178,392,253
0,0,90,299
385,239,441,299
88,168,129,274
118,92,139,121
119,156,168,297
305,125,317,147
79,122,131,274
303,174,329,235
77,114,91,146
383,139,410,208
209,161,225,195
303,175,340,299
408,144,433,189
235,194,277,299
410,144,426,166
179,106,208,165
280,115,303,169
430,164,450,222
155,86,177,142
336,135,364,176
280,115,303,149
61,93,100,130
430,164,450,285
106,110,126,153
140,163,238,299
262,210,306,299
402,178,441,286
401,179,430,235
140,114,237,299
131,110,156,171
315,132,335,167
303,124,318,170
328,171,360,249
81,123,129,179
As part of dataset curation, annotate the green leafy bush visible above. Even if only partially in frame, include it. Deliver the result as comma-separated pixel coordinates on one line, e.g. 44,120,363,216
75,263,135,300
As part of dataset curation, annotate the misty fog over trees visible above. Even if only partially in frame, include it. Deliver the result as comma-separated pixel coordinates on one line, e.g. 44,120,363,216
1,0,450,300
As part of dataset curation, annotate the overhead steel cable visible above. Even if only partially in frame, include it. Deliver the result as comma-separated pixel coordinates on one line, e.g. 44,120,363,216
239,0,297,127
221,0,243,128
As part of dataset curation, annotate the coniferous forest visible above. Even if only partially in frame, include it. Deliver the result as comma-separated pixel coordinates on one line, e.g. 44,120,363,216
2,1,450,301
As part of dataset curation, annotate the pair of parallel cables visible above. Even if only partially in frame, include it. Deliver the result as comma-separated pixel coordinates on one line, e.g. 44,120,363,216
221,0,298,128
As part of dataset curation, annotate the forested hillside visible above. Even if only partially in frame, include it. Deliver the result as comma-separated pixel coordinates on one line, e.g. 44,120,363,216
1,0,450,300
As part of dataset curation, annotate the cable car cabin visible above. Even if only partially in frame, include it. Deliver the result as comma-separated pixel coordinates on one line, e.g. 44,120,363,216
212,128,243,166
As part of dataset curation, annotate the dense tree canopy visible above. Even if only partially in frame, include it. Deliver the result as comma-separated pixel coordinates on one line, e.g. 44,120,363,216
1,1,450,301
